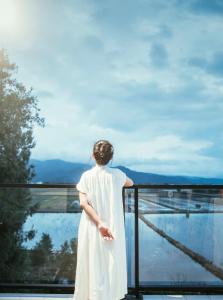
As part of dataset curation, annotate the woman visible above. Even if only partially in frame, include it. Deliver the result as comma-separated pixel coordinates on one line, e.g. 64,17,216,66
73,139,134,300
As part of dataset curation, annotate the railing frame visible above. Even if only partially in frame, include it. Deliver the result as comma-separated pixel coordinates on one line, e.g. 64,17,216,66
0,183,223,297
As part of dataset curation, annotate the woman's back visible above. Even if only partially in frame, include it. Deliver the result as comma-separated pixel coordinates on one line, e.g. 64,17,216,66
74,164,128,300
77,164,126,235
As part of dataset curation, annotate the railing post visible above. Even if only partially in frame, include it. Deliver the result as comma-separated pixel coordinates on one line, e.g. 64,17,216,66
122,186,125,223
134,186,141,299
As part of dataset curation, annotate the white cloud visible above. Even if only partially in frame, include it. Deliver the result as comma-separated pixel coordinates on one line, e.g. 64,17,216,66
1,0,223,177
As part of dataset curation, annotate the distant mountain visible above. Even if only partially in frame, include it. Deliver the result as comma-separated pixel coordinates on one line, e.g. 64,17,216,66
29,159,90,184
29,159,223,184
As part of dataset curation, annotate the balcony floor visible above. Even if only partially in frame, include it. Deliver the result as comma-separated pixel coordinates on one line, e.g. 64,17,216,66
0,294,223,300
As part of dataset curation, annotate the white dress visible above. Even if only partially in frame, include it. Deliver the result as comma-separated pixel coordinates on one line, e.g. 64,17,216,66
73,164,128,300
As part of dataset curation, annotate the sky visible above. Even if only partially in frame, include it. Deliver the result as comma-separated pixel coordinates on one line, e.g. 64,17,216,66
0,0,223,177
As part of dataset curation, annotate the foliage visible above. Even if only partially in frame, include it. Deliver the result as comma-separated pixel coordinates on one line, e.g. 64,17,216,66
0,48,44,282
0,48,78,286
0,48,45,183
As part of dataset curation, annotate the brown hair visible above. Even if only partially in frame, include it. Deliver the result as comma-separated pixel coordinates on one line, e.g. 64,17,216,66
93,139,114,165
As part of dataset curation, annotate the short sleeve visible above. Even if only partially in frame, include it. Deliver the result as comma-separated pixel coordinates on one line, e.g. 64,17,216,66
118,169,127,187
76,172,88,193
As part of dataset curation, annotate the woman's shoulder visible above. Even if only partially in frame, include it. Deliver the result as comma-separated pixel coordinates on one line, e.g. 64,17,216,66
110,167,126,176
82,168,92,176
110,167,127,186
79,169,91,180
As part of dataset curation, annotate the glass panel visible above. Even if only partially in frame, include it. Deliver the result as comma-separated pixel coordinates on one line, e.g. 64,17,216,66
138,188,223,287
124,187,135,287
0,186,80,284
1,185,223,289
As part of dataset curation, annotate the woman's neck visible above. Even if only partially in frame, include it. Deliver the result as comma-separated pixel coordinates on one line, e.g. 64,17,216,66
95,163,108,169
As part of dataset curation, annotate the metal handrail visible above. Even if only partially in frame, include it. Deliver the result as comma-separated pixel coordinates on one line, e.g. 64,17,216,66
0,183,223,188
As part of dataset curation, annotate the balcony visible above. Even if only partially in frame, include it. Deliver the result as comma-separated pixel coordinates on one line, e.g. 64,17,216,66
0,183,223,299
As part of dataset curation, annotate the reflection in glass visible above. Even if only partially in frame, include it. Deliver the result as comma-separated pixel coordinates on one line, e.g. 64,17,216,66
1,186,223,288
0,187,80,284
138,188,223,285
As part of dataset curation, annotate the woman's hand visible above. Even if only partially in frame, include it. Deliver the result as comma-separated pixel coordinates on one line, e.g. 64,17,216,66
97,221,114,241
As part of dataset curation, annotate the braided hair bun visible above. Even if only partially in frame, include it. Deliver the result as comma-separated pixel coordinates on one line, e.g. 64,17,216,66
93,139,114,165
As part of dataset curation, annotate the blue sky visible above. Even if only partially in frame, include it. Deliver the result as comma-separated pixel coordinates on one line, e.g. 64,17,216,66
0,0,223,177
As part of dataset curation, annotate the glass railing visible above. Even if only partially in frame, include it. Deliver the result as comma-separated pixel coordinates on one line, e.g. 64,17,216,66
0,183,223,296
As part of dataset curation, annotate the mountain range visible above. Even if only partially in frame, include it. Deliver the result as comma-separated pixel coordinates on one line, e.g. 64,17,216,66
29,159,223,185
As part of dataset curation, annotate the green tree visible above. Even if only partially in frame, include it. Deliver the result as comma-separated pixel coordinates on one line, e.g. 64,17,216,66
31,233,54,266
54,238,78,283
0,48,45,282
30,233,56,281
0,48,45,183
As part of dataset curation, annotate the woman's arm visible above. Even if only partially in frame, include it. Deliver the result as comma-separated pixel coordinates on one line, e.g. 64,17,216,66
79,192,114,240
79,191,102,227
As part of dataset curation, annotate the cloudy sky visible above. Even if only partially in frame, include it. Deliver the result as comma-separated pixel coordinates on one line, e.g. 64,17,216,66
0,0,223,177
